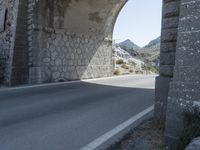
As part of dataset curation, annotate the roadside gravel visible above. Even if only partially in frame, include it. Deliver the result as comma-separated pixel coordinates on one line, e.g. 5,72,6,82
107,118,167,150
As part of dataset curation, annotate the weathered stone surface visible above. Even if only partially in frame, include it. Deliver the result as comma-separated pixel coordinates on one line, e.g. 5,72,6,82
154,76,172,121
160,52,175,66
0,8,6,32
0,0,19,85
162,1,180,18
185,137,200,150
165,0,200,148
155,0,180,126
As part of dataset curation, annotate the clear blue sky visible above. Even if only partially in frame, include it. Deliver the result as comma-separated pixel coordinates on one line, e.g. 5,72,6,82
113,0,162,47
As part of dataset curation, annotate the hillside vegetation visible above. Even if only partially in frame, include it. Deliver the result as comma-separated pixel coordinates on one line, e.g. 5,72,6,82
113,37,160,75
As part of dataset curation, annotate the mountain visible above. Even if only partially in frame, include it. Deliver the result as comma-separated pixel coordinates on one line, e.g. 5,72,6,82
113,44,132,59
119,39,140,50
115,37,160,69
143,36,160,50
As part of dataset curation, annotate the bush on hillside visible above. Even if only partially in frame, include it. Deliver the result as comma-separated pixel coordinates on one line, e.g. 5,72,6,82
129,69,134,73
114,69,122,75
116,59,124,65
121,64,130,70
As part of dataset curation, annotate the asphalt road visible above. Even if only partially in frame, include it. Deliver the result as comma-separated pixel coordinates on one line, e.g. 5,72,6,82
0,75,156,150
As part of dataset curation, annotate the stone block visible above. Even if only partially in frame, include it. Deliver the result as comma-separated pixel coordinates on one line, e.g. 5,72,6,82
161,28,178,42
160,52,176,65
160,42,177,53
162,17,179,29
163,1,180,18
154,76,172,121
160,65,174,77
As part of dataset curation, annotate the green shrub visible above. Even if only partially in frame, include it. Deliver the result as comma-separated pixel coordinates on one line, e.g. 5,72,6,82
121,64,130,69
129,69,134,73
135,70,143,74
114,69,121,75
116,59,124,65
143,64,159,74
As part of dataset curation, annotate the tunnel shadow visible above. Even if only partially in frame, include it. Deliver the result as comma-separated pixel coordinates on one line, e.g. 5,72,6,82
0,80,155,128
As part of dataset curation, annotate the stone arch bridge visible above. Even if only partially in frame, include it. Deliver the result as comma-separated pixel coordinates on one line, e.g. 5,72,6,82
0,0,200,148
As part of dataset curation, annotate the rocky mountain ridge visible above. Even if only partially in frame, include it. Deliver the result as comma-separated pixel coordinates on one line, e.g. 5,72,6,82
143,36,160,50
118,39,140,51
118,36,160,52
113,37,160,75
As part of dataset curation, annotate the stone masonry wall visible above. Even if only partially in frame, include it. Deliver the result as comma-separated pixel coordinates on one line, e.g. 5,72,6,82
0,0,126,85
28,0,114,84
154,0,180,122
10,0,29,85
165,0,200,148
33,29,113,83
0,0,19,85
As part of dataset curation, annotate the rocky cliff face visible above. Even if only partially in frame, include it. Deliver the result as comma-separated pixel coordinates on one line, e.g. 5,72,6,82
143,36,160,50
113,44,144,69
118,37,160,56
113,37,160,75
139,37,160,68
117,37,160,60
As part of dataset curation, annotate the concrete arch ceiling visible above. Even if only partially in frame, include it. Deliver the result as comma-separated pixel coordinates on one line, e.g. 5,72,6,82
40,0,128,37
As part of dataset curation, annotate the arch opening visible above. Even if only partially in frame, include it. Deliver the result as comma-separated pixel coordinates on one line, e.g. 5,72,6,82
112,0,162,76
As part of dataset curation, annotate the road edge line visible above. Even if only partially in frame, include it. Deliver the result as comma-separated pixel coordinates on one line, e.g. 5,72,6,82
79,105,154,150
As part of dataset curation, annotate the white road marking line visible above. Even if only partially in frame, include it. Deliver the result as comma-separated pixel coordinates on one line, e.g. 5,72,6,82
80,106,154,150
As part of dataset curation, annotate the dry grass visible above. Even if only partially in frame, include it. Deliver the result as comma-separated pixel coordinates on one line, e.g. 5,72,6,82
107,118,166,150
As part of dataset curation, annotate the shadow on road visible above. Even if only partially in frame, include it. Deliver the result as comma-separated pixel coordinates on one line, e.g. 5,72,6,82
0,81,155,128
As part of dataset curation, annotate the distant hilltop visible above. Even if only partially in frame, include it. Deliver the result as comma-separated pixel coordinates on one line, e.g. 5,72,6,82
114,36,161,70
117,36,160,51
118,39,140,51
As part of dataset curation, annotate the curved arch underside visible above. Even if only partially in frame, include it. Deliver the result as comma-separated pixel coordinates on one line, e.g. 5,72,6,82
28,0,127,83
